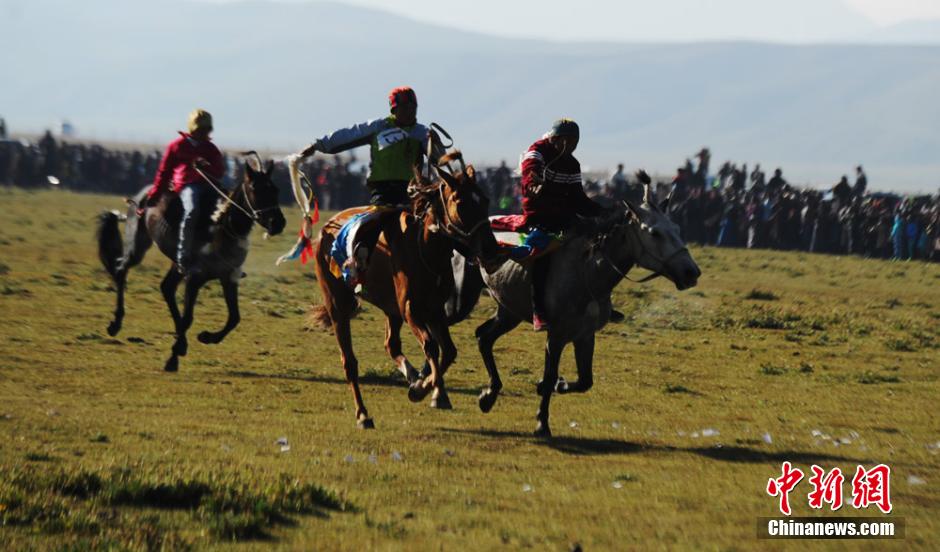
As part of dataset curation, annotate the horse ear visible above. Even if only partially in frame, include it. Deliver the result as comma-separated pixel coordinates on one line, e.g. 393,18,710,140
659,194,671,213
643,182,652,205
465,164,476,180
264,160,275,175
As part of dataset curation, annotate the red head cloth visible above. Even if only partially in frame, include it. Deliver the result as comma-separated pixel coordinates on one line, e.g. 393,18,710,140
388,86,417,110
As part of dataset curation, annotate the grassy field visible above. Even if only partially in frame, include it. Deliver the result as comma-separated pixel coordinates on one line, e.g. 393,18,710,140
1,188,937,551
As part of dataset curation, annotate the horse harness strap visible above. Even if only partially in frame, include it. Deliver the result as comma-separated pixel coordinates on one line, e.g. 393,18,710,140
436,185,487,244
193,166,278,232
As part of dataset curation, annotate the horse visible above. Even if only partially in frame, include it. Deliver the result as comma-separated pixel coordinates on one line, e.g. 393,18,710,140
309,161,500,429
96,159,286,372
466,181,701,437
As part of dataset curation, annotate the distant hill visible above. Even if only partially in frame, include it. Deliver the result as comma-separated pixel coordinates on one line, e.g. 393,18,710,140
2,0,938,192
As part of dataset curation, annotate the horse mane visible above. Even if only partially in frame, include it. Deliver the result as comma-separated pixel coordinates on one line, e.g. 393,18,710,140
408,174,441,218
210,178,244,223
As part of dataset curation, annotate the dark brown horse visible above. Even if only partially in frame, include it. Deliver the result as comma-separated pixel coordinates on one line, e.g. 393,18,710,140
310,162,500,429
96,160,286,372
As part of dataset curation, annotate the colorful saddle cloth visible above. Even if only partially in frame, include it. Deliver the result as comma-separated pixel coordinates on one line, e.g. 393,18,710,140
329,205,402,284
490,215,563,262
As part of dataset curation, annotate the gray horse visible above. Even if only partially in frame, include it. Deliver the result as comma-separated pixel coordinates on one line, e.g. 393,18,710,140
471,182,701,437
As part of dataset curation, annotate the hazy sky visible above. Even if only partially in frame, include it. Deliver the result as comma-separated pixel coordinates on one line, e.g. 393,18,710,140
204,0,940,42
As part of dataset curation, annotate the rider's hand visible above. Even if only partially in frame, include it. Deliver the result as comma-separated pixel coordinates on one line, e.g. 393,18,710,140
525,173,544,198
300,143,318,158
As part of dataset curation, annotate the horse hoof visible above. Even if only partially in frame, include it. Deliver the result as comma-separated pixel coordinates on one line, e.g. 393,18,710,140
478,390,498,413
357,417,375,430
430,392,452,410
555,376,569,394
408,381,431,403
534,423,552,439
197,331,217,345
107,321,121,337
164,356,179,372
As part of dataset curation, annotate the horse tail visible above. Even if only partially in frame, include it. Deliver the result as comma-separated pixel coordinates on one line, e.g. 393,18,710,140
306,299,361,331
97,210,124,278
307,305,333,329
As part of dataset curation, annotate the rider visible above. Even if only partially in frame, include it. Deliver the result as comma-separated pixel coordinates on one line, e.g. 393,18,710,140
144,109,225,275
521,118,603,331
299,86,441,284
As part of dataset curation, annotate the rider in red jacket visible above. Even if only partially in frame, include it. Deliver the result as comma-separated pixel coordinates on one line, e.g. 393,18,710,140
145,109,225,275
522,119,602,330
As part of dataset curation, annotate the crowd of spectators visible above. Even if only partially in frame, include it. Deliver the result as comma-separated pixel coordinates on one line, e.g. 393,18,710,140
1,127,936,262
580,148,939,262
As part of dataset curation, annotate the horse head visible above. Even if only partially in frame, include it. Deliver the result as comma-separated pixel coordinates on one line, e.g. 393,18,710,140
411,155,500,270
614,174,700,290
242,159,286,236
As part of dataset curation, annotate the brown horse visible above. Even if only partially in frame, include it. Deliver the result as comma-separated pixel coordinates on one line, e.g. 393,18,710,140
310,163,500,429
97,160,286,372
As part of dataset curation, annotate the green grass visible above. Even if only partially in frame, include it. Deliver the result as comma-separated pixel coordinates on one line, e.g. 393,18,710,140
1,188,938,550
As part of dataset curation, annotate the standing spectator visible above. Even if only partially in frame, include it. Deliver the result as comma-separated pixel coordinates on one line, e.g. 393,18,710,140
854,165,867,198
750,164,765,194
610,163,628,199
0,117,7,139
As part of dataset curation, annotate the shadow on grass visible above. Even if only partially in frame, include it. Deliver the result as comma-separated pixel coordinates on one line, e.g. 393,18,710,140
441,428,867,464
225,369,480,396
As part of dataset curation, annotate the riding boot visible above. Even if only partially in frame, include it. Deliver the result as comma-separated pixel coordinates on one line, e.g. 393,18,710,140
346,213,387,288
177,184,202,275
531,255,550,331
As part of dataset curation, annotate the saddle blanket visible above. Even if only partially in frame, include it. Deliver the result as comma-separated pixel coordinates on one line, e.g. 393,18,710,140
490,215,562,262
330,205,402,284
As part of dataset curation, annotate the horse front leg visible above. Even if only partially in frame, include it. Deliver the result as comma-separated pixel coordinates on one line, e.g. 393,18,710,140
198,278,240,345
406,323,439,405
557,332,595,394
535,333,566,438
426,320,456,410
385,315,420,384
476,307,521,413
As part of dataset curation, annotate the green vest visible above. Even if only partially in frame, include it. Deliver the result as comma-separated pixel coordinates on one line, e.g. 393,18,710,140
368,116,424,183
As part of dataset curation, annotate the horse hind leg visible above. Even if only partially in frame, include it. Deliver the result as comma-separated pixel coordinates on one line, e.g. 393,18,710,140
385,316,420,384
98,208,152,337
334,312,373,429
476,306,521,413
159,268,184,372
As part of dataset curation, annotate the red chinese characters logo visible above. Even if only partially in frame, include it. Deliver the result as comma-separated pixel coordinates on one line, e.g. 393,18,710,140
767,462,893,515
767,461,804,516
851,464,892,514
807,465,844,510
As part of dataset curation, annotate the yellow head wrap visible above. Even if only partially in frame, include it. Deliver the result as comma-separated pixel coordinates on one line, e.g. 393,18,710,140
187,109,213,134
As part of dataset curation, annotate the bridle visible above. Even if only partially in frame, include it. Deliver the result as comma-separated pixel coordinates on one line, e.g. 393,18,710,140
596,214,689,284
193,154,280,233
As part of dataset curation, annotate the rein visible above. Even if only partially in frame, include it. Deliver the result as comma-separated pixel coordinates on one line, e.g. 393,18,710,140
597,218,689,284
193,166,278,233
